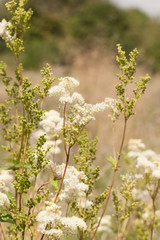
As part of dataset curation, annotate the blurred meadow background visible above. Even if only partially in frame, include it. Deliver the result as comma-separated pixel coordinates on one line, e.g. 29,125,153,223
1,0,160,221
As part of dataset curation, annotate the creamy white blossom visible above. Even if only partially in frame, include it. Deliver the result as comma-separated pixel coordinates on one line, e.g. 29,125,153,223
67,101,111,127
78,197,93,209
0,19,13,41
127,139,160,179
71,92,85,104
51,164,89,202
0,192,10,206
128,139,146,152
59,94,73,104
132,188,150,202
48,77,79,97
31,110,63,159
59,77,79,91
37,200,87,238
49,76,117,126
39,110,63,136
43,140,62,158
43,229,63,239
0,169,14,192
61,216,87,234
37,202,62,237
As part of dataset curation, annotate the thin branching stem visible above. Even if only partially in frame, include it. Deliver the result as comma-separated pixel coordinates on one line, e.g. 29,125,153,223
91,119,127,239
112,124,117,162
34,223,39,240
54,146,71,203
40,234,44,240
54,102,71,203
63,102,67,155
0,223,5,240
22,228,25,240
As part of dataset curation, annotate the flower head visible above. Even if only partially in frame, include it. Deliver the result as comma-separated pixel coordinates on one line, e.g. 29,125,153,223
0,192,10,206
0,19,13,42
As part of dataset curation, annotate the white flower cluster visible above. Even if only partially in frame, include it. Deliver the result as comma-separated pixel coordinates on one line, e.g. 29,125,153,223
61,216,87,235
132,188,150,202
0,19,13,42
51,163,89,203
127,139,160,179
49,76,117,127
33,110,63,159
68,101,108,126
43,139,62,159
0,170,13,207
128,139,146,152
37,201,63,238
48,77,80,102
39,110,63,136
97,215,112,233
0,192,10,207
78,197,93,209
36,200,87,238
0,169,14,192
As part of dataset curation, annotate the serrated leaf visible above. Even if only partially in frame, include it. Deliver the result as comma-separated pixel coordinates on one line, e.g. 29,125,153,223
50,178,58,192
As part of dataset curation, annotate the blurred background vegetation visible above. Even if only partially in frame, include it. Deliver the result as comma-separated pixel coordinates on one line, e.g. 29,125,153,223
1,0,160,72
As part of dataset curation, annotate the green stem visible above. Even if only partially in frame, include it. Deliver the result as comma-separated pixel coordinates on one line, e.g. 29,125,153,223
22,227,25,240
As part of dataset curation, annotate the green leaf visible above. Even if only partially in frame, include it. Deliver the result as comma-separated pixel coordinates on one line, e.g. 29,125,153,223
50,178,58,192
108,156,116,168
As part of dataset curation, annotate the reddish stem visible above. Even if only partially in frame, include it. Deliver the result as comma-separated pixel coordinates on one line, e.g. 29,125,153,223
0,223,5,240
54,146,71,203
91,120,127,239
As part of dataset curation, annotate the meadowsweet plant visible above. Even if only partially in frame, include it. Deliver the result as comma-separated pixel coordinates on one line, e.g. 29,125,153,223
91,44,150,239
0,1,152,240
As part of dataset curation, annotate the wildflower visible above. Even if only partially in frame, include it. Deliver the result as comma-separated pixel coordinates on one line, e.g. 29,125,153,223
127,139,160,179
71,92,85,104
48,77,79,97
0,169,14,192
51,164,89,202
132,188,150,202
61,216,87,234
39,110,63,136
49,76,117,127
36,202,62,237
0,19,13,42
128,139,146,152
0,192,10,206
78,197,93,209
43,140,62,158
